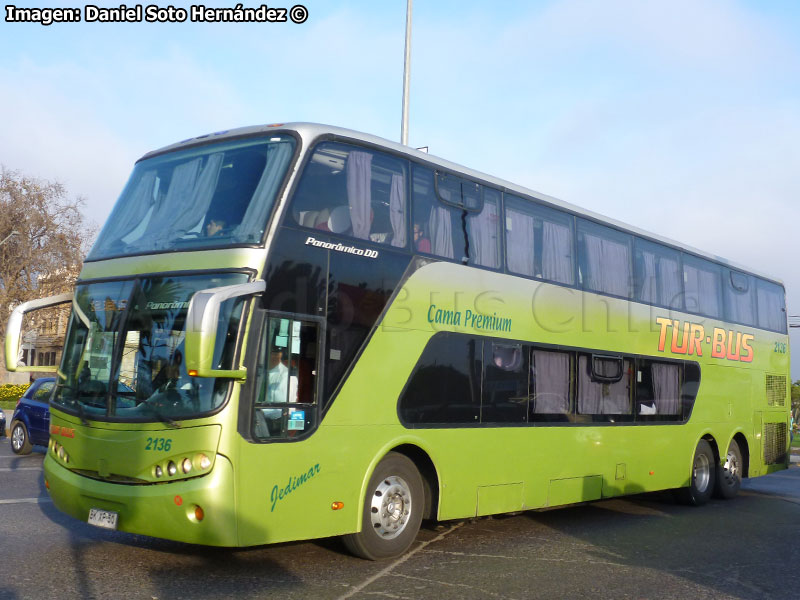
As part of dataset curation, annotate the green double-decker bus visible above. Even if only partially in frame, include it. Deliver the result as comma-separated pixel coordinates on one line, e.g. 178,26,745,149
6,123,791,559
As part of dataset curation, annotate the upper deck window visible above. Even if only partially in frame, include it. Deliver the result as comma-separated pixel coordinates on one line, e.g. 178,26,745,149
290,142,407,247
683,254,723,319
412,166,501,268
88,135,295,260
578,220,632,298
756,279,787,333
633,238,682,310
505,196,575,285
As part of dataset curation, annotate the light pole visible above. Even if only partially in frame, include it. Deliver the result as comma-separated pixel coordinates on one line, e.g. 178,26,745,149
401,0,413,145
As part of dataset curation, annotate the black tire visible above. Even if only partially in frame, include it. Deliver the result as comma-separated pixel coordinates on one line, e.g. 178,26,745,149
714,439,742,499
343,452,424,560
677,439,716,506
10,421,32,455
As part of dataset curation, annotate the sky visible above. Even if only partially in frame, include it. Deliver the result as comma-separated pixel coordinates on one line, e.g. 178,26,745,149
2,0,800,375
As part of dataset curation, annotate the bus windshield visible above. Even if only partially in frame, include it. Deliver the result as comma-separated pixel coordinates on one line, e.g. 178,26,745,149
52,273,248,422
87,134,295,260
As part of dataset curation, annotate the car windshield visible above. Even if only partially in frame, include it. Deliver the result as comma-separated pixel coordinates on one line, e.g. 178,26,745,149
87,134,295,260
52,273,248,422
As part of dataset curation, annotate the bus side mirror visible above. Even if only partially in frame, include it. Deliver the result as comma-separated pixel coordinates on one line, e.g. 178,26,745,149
184,279,266,379
5,293,73,372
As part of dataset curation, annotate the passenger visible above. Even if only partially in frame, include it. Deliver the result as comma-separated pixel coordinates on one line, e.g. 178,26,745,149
205,215,227,237
414,223,431,253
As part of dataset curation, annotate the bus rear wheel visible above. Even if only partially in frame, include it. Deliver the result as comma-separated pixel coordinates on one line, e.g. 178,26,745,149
714,439,742,499
678,439,715,506
343,452,424,560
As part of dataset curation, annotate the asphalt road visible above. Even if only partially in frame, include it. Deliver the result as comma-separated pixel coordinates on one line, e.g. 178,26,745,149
1,432,799,600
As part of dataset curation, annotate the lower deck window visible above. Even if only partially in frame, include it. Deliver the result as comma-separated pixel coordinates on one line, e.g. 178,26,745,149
399,333,698,427
252,316,319,440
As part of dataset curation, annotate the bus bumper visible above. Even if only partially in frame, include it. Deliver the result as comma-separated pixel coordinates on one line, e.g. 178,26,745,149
43,452,238,546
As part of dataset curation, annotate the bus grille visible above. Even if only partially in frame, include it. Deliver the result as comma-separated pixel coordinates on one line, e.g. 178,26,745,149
763,422,787,465
765,374,787,407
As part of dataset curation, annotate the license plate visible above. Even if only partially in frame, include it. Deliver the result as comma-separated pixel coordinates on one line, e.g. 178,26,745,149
88,508,118,530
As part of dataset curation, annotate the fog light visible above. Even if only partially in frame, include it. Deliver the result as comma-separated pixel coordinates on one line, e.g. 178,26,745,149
154,465,163,478
182,458,192,474
167,461,177,476
197,454,211,470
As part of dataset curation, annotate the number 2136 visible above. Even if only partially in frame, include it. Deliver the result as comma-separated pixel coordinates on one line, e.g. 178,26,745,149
145,437,172,452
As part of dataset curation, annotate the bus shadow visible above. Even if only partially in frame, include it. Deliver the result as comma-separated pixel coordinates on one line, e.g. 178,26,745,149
512,481,797,599
34,471,352,598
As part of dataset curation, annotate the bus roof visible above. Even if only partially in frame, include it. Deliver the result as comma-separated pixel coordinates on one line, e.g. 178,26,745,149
141,122,783,285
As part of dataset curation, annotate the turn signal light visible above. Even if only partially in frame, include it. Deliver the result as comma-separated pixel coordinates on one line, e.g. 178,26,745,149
188,370,198,377
194,506,205,521
331,502,344,511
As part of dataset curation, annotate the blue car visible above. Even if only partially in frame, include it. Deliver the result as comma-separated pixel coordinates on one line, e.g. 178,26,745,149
0,408,6,437
10,377,55,455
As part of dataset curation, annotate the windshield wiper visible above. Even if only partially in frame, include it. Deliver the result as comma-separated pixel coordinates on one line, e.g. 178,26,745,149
73,400,91,427
150,408,182,429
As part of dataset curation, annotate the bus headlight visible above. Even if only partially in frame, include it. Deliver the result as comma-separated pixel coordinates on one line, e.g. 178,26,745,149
167,461,177,476
181,458,192,474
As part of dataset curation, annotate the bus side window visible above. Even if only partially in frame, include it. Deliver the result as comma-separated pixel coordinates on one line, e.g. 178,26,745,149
252,316,318,441
482,342,528,423
398,333,481,425
290,142,408,248
530,349,572,422
577,354,633,422
635,360,682,420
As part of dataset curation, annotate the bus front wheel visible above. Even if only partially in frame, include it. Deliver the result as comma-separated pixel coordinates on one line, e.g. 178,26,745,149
343,452,424,560
714,439,742,499
678,439,716,506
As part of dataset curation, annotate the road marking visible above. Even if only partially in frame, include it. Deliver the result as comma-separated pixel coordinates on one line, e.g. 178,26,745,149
0,497,52,505
0,467,43,472
337,523,464,600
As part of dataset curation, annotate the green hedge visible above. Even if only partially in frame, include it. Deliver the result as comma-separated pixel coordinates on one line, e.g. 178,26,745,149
0,383,30,403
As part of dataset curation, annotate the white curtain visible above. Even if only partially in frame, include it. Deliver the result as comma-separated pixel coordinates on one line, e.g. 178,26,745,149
639,251,657,303
532,351,570,414
584,233,629,296
111,170,157,246
162,152,223,241
726,286,756,326
658,256,682,309
684,264,721,317
235,142,294,241
389,173,406,247
542,221,573,284
429,206,454,259
506,209,535,276
757,285,784,331
469,199,499,267
347,151,372,240
652,363,680,415
639,251,681,308
578,356,630,414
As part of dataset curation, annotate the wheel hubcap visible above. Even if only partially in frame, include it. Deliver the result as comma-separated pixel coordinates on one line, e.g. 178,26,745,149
722,451,739,486
370,476,412,540
12,426,24,451
693,452,711,492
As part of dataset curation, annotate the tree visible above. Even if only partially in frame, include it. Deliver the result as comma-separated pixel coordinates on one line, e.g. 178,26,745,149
0,167,96,382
